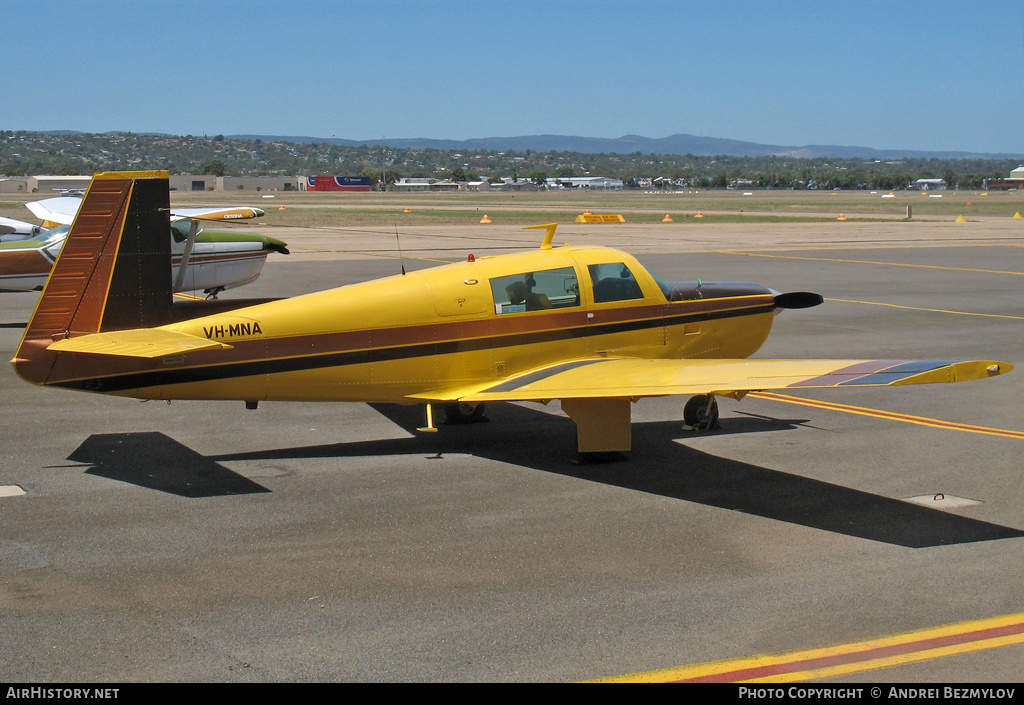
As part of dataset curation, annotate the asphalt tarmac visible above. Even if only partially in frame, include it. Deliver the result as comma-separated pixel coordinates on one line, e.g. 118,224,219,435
2,220,1023,682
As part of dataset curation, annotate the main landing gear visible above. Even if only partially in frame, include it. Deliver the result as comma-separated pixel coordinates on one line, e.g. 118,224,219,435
683,394,720,432
443,402,488,424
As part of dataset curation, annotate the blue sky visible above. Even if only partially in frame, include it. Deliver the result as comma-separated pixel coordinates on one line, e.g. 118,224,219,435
3,0,1022,154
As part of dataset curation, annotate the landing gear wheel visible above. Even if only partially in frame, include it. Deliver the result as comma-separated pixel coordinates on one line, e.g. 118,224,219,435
443,402,488,424
683,394,719,431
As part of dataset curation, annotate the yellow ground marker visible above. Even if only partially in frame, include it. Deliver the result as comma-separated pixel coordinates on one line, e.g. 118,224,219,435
575,213,625,223
591,612,1024,682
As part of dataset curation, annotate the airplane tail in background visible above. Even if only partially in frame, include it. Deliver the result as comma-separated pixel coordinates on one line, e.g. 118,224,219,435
13,171,173,384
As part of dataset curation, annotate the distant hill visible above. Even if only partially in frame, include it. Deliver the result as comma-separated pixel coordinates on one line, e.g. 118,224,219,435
226,132,1020,160
9,131,1016,189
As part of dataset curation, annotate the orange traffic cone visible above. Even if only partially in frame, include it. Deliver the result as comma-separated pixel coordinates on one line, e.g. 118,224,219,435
662,214,673,222
480,215,492,224
403,207,411,213
695,211,704,218
837,213,847,221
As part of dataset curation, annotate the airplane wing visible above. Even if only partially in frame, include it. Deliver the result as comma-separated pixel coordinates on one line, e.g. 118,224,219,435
169,207,265,221
26,198,265,225
407,357,1010,403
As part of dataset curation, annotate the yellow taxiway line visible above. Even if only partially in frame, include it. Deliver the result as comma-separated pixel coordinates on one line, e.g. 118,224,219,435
718,250,1024,276
591,612,1024,682
826,298,1024,320
748,392,1024,439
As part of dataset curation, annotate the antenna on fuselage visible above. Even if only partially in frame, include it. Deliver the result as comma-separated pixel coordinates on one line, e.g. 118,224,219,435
523,222,559,250
395,225,406,275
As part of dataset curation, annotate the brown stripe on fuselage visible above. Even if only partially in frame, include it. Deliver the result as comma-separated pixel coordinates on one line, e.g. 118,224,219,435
171,252,268,264
187,292,772,364
44,293,776,393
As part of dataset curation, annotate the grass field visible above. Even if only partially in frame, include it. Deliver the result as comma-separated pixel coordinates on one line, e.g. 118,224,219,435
2,186,1022,229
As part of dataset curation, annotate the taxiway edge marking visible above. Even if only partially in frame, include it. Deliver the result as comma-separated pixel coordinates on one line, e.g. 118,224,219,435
826,298,1024,320
750,392,1024,439
588,612,1024,683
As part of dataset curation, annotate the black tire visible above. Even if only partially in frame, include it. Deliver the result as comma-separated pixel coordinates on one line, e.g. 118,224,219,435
683,395,719,431
443,402,487,424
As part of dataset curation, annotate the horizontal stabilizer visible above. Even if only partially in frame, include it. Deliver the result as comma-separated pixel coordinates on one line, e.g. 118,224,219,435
47,329,232,358
24,196,82,226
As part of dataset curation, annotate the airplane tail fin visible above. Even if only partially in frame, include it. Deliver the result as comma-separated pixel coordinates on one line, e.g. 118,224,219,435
13,171,173,384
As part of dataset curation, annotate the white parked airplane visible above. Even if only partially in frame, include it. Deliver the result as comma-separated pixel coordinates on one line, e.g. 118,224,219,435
1,194,288,294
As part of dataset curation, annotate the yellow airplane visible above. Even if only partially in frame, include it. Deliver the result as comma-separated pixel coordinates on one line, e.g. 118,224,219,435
11,171,1014,457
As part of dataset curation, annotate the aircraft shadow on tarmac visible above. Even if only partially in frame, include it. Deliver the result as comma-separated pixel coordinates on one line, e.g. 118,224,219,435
67,402,1024,548
68,431,270,499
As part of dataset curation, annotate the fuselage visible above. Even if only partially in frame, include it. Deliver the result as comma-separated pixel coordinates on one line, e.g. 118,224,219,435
35,244,780,403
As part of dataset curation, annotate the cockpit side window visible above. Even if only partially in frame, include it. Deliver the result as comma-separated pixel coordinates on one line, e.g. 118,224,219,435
588,262,644,303
490,266,579,314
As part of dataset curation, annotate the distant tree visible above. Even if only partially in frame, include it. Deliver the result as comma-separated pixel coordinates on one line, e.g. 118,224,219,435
943,168,957,190
201,159,226,176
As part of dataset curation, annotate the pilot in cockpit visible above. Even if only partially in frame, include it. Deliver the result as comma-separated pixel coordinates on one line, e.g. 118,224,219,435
506,279,552,311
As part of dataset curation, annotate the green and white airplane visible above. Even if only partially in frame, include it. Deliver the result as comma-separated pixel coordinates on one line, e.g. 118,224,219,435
1,196,288,295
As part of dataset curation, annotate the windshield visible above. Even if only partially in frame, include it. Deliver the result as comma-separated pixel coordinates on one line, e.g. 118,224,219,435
37,225,70,242
638,260,673,300
170,220,193,243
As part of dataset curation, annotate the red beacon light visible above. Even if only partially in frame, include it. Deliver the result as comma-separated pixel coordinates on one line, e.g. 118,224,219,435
467,254,475,262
